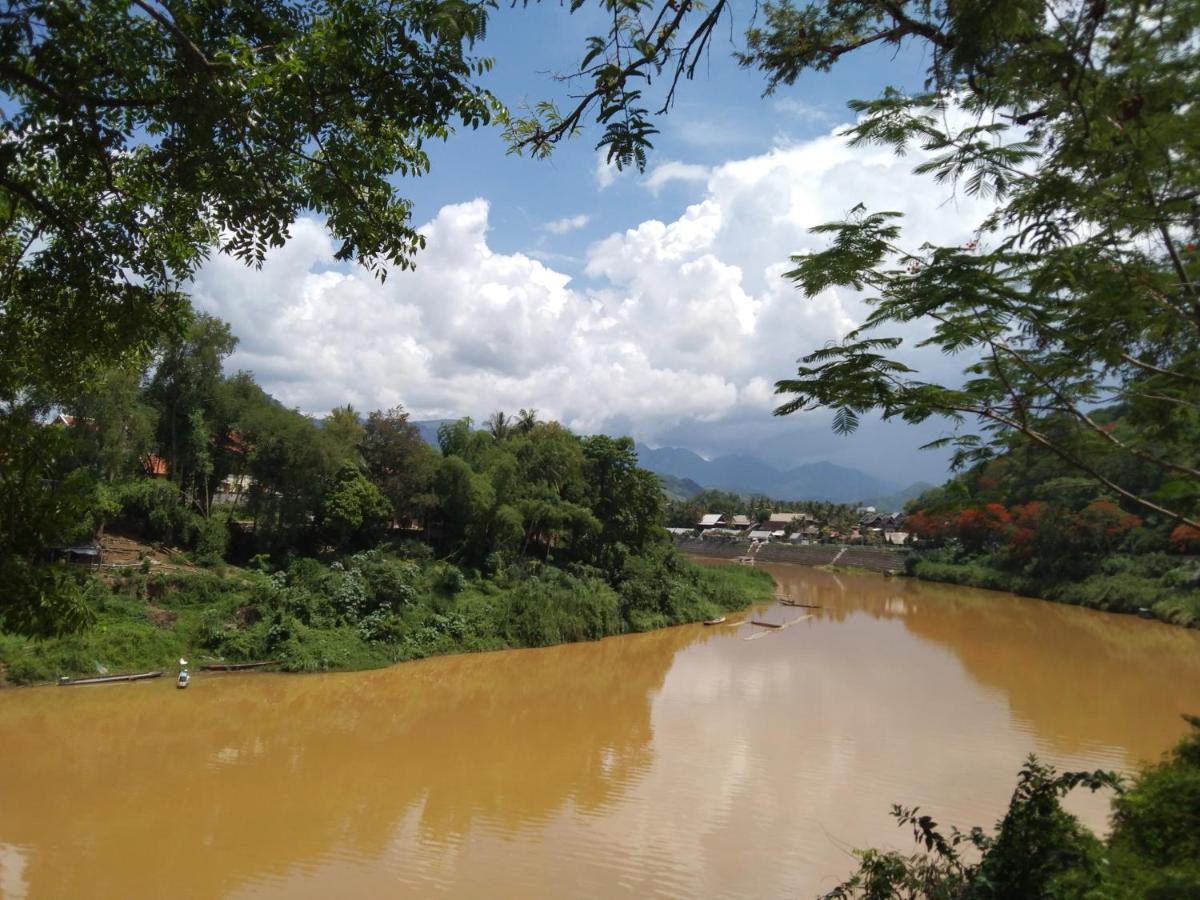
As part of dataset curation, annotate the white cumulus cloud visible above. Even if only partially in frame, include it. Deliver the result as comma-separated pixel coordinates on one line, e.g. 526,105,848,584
544,213,590,234
642,161,712,194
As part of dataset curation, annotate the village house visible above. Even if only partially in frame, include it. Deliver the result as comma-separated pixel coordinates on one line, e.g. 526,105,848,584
213,473,254,506
765,511,816,531
696,513,725,530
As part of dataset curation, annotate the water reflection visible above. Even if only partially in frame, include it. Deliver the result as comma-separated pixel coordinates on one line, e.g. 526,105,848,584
763,562,1200,761
0,626,711,899
2,563,1199,898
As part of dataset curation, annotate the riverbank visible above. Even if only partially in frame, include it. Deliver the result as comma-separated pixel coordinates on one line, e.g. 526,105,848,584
0,549,775,686
675,539,1200,628
907,550,1200,628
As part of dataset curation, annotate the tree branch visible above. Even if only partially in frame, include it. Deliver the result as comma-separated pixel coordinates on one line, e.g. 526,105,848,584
128,0,220,73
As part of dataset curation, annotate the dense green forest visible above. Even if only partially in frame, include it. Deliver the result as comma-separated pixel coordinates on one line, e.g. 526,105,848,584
900,411,1200,627
0,313,773,682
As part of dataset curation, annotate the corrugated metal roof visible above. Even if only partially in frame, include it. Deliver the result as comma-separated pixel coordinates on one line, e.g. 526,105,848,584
698,514,724,526
767,512,807,524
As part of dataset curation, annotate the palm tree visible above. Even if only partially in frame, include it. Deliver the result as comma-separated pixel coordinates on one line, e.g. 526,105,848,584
515,408,539,434
485,410,512,441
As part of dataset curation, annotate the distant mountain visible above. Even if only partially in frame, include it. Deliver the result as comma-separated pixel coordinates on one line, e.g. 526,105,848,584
634,442,901,503
656,473,704,502
412,419,455,448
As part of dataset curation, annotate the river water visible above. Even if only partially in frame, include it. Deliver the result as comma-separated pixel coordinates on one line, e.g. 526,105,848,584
1,561,1199,899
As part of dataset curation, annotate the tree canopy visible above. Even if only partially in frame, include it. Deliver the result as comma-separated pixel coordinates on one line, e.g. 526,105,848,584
0,0,499,398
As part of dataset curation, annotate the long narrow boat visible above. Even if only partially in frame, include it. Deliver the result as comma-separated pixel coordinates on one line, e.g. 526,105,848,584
198,660,282,672
58,671,162,686
703,616,727,626
779,599,821,609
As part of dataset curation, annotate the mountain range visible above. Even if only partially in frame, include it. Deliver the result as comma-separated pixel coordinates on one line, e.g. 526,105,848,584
634,443,930,507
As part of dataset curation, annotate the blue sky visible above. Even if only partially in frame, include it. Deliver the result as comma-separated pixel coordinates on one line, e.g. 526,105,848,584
193,6,988,488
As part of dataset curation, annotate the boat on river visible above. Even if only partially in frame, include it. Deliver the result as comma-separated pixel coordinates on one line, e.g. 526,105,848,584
177,670,190,689
198,660,282,672
778,598,821,609
703,616,727,626
57,671,162,686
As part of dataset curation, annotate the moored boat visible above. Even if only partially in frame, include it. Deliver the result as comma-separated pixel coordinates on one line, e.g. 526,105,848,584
703,616,727,626
198,660,282,671
58,671,163,686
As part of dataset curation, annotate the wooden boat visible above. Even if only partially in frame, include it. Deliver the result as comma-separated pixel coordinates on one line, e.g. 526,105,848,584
58,671,162,686
198,660,282,672
744,614,812,640
703,616,727,626
778,599,821,609
177,670,190,689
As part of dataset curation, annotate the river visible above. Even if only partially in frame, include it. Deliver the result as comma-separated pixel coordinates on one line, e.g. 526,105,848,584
1,561,1199,898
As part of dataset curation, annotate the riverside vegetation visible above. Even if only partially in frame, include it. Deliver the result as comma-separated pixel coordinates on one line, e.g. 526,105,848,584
830,717,1200,898
0,546,769,685
901,417,1200,628
0,316,772,683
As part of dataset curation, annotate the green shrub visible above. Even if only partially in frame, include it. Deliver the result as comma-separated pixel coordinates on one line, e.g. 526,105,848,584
429,561,466,595
112,479,200,545
501,569,622,647
192,511,230,567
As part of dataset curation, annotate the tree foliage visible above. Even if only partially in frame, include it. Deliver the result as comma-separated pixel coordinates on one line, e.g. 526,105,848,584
828,719,1200,898
0,0,501,398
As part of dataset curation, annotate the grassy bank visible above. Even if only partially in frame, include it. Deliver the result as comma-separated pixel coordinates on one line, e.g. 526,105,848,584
908,550,1200,627
0,550,773,685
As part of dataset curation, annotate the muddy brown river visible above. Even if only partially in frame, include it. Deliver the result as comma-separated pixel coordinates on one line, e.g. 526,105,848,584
2,561,1199,898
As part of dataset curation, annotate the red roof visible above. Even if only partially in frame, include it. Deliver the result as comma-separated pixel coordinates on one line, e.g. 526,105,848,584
218,430,250,455
143,454,169,477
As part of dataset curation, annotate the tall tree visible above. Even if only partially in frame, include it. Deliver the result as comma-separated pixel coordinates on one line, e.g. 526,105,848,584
361,406,436,526
514,0,1200,528
514,408,539,434
485,409,513,441
322,405,366,469
145,313,237,512
581,435,664,573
